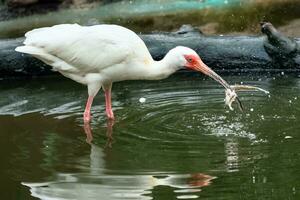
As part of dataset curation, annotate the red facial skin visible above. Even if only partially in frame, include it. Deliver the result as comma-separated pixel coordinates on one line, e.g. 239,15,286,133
183,54,231,90
184,54,201,70
184,54,213,77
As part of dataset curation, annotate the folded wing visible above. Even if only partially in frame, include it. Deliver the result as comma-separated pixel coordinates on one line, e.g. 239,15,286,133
16,24,134,74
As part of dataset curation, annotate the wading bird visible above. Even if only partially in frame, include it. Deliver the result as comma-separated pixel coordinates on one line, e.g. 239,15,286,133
16,24,236,123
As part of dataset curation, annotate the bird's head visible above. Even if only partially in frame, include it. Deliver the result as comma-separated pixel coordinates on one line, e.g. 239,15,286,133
171,46,231,89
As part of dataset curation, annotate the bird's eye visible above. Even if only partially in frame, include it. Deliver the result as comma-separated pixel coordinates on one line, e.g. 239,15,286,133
187,58,193,63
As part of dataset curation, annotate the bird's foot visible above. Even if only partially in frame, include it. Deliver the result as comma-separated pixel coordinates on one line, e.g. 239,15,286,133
107,114,115,121
106,110,115,121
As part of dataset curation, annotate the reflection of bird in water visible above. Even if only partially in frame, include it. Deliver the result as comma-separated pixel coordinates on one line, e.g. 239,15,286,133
16,24,236,123
225,138,239,172
84,120,114,147
23,172,215,200
188,173,215,187
22,127,216,200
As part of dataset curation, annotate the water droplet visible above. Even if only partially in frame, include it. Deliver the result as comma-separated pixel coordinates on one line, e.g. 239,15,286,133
293,187,296,194
139,97,146,103
250,108,254,112
263,176,267,183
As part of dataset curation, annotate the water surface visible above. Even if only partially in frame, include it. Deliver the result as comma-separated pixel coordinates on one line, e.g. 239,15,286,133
0,73,299,199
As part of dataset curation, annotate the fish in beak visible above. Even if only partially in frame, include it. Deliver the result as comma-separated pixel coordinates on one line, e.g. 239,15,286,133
185,55,244,111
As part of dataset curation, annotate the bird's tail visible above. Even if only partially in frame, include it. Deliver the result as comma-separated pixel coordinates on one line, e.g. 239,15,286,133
15,45,77,72
15,46,56,67
15,46,44,55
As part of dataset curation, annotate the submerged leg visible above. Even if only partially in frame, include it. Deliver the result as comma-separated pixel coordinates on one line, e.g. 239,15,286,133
105,119,114,148
103,83,114,120
84,96,94,123
83,118,114,146
84,122,93,144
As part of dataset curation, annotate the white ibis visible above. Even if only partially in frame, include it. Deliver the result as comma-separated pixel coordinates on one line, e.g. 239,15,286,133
16,24,236,123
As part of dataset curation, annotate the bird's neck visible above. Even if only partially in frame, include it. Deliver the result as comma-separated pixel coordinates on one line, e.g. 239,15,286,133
145,53,181,80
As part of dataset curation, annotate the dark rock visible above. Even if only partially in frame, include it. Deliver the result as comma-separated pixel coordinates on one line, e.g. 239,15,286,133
261,21,299,68
0,22,299,79
0,0,61,21
0,38,53,77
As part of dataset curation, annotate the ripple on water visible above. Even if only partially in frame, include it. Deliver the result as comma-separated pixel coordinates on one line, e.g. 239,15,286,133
2,75,300,200
0,76,275,144
118,85,258,143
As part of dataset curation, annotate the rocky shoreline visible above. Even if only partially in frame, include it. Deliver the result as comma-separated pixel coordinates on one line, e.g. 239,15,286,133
0,22,299,79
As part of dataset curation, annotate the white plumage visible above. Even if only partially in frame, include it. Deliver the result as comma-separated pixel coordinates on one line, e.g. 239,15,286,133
17,24,152,82
16,24,232,122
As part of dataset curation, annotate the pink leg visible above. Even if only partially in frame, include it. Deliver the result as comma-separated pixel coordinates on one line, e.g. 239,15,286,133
83,96,94,123
104,88,114,120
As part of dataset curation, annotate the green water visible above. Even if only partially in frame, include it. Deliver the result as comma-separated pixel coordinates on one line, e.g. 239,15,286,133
0,73,299,199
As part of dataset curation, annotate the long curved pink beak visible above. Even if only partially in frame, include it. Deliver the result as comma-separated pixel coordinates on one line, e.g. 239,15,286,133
194,59,231,90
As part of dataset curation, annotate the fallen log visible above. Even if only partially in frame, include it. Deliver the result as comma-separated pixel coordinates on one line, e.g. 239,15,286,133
0,22,299,78
142,22,300,71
